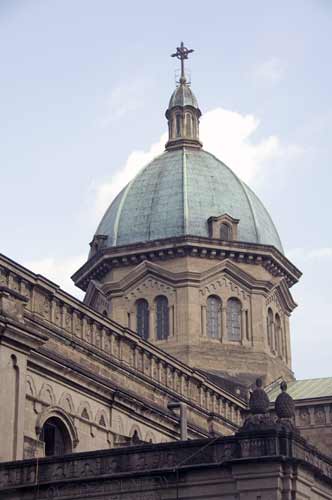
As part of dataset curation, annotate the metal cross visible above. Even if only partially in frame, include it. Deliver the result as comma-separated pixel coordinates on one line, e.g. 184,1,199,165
171,42,194,82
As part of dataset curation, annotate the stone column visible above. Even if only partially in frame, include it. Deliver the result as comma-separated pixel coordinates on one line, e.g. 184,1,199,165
308,407,314,425
241,309,246,344
149,305,155,341
271,321,276,353
221,306,227,343
284,314,291,367
201,305,206,337
169,305,174,337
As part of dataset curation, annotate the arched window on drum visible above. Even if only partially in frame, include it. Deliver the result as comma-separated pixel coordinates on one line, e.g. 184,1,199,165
155,295,169,340
267,308,274,349
136,299,149,340
186,113,193,137
175,114,181,137
275,313,282,356
207,295,222,339
227,298,241,341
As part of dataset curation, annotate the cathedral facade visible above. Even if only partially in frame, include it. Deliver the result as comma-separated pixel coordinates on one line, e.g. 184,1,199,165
0,44,332,479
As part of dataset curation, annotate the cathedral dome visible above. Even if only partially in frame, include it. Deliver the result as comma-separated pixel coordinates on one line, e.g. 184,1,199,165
94,148,283,253
92,42,283,255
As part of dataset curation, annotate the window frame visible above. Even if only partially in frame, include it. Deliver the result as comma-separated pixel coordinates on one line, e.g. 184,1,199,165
136,299,149,340
206,295,222,339
155,295,169,340
227,297,242,341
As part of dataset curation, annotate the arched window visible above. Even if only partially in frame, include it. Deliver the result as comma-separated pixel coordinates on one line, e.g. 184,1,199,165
186,113,193,136
267,308,274,348
220,223,232,240
275,314,282,355
227,298,241,341
40,417,72,457
175,114,181,137
136,299,149,340
155,295,169,340
207,295,221,339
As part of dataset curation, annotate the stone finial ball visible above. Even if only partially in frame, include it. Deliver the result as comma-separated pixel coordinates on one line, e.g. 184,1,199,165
249,378,270,414
256,378,263,388
275,381,295,419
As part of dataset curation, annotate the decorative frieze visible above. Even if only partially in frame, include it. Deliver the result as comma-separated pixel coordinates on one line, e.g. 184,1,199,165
2,429,332,495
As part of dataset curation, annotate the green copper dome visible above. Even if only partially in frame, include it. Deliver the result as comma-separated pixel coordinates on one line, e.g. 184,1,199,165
94,148,283,253
168,83,199,109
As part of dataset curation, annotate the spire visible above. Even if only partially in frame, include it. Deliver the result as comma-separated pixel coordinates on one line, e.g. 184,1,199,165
165,42,202,151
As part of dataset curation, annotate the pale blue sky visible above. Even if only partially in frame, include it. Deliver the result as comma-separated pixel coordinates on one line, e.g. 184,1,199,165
1,0,331,379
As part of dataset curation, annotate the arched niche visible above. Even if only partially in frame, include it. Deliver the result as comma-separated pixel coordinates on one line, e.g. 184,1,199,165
36,406,78,456
129,424,142,444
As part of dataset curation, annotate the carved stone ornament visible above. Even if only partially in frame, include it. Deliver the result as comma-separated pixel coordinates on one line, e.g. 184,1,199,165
275,381,295,419
239,413,276,433
249,378,270,414
0,287,27,322
314,406,326,425
299,407,310,425
38,295,50,319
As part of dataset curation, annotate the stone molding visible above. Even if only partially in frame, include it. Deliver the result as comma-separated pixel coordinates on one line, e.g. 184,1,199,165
35,405,79,448
72,235,302,291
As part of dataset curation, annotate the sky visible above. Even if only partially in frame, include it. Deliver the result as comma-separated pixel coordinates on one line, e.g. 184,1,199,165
0,0,331,380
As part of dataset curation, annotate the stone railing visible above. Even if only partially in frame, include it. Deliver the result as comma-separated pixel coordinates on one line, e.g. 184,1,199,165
0,254,246,424
1,430,332,495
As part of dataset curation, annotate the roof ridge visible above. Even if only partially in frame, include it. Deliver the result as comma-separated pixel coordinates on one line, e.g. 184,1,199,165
201,149,260,243
182,148,189,234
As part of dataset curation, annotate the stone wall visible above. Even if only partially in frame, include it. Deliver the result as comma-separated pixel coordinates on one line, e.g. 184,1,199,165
0,254,246,462
94,248,296,384
1,429,332,499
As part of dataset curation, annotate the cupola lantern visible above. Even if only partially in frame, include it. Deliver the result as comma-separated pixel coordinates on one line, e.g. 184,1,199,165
165,42,203,150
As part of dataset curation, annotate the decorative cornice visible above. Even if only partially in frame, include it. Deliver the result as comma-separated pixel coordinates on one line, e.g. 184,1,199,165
72,235,302,291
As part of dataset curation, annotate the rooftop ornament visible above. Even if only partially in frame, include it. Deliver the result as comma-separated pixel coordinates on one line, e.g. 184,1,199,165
275,381,295,420
249,378,270,415
171,41,194,84
166,42,202,151
238,378,277,433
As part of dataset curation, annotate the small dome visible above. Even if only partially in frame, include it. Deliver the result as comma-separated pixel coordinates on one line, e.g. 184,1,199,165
93,148,283,253
168,83,199,109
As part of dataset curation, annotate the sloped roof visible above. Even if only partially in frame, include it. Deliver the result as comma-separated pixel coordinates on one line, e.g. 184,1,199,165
267,377,332,402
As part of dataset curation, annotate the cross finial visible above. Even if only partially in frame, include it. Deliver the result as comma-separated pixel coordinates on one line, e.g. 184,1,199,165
171,42,194,83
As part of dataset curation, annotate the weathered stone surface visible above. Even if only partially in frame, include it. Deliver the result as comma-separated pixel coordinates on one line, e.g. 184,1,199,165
1,431,332,499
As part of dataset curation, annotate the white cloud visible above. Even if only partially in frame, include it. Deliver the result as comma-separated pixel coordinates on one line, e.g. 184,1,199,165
24,255,85,299
95,133,167,218
253,57,285,85
94,106,301,218
200,108,282,182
